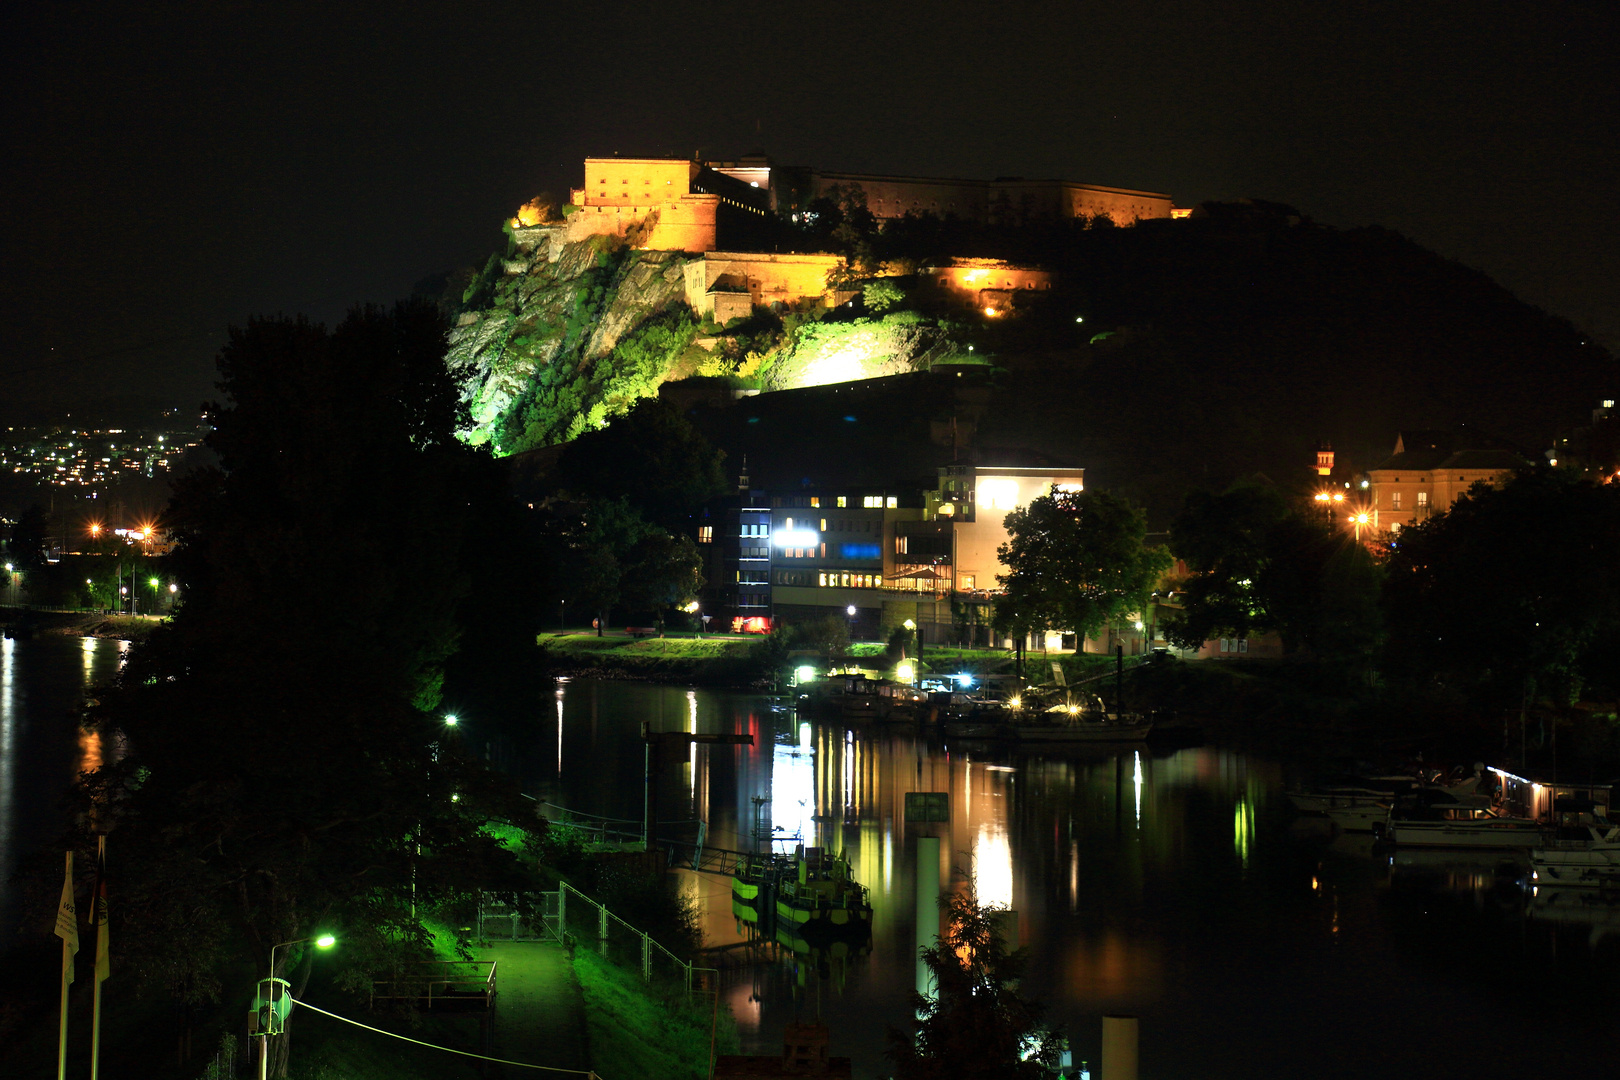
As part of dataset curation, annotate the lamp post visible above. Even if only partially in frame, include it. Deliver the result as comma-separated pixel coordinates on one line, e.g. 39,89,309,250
256,934,335,1080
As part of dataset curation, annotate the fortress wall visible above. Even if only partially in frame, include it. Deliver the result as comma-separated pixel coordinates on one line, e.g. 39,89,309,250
581,158,694,203
1066,184,1173,224
812,173,988,221
684,251,841,317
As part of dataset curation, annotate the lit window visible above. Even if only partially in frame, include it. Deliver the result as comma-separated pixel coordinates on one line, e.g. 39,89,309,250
959,575,975,591
698,526,713,543
810,496,820,507
864,496,882,508
886,497,897,508
837,496,847,507
1417,492,1428,507
820,519,827,530
1391,492,1402,510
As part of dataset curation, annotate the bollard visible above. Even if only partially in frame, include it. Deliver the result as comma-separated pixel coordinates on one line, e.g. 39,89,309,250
1101,1015,1138,1080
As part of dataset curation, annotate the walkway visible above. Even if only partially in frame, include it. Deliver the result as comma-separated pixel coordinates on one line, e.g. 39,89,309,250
477,941,591,1078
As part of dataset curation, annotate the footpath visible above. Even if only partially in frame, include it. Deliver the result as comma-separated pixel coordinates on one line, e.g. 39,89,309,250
478,941,592,1078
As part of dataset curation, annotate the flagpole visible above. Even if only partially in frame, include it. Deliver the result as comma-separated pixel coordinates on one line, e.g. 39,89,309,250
91,835,108,1080
55,850,79,1080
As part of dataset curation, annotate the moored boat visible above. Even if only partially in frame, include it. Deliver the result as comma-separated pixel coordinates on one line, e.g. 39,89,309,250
1377,789,1544,848
774,846,872,930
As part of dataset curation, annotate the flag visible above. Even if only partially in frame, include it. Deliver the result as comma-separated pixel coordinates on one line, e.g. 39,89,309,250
94,837,110,984
54,851,79,984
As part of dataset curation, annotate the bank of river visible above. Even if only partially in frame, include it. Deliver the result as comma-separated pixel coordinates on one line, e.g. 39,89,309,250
0,607,159,642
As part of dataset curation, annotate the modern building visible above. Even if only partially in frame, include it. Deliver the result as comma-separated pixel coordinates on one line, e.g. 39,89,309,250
1365,430,1527,532
695,462,1092,648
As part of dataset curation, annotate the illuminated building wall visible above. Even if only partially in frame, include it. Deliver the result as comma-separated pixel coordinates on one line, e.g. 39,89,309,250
924,260,1054,314
566,158,718,252
682,251,842,319
1365,432,1526,532
809,172,1171,227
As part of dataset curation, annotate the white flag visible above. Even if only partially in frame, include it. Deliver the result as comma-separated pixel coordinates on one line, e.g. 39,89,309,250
54,851,79,983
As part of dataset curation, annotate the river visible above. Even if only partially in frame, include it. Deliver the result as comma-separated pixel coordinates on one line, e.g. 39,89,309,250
5,656,1617,1077
529,681,1620,1079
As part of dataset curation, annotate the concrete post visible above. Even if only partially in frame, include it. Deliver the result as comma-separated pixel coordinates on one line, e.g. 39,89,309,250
599,903,609,957
915,835,941,1010
1101,1015,1138,1080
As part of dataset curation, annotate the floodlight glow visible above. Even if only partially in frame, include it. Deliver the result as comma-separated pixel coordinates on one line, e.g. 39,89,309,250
444,714,459,726
795,665,817,684
773,529,819,548
846,605,856,617
314,934,336,948
954,673,974,687
896,661,916,683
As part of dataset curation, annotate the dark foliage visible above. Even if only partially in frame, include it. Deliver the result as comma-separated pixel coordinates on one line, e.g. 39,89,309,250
1383,469,1620,706
77,301,543,1075
887,878,1063,1080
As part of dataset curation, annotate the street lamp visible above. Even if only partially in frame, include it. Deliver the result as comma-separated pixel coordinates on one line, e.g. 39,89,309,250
255,934,336,1080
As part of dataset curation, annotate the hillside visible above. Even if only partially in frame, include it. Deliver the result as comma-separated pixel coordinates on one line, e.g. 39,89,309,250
448,204,1614,519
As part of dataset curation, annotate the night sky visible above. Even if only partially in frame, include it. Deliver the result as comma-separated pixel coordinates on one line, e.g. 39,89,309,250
3,1,1615,418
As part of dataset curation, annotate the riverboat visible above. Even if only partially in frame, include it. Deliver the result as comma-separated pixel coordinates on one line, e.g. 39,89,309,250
1290,765,1486,833
1006,694,1152,742
1529,795,1620,886
774,846,872,930
1376,789,1544,848
731,852,791,927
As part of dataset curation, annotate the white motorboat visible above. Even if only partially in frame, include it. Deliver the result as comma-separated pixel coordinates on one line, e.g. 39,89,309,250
1290,765,1484,834
1377,790,1544,848
1531,820,1620,886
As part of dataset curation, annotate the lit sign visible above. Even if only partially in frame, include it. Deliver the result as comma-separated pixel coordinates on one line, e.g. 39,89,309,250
731,616,772,634
839,543,881,560
773,529,819,548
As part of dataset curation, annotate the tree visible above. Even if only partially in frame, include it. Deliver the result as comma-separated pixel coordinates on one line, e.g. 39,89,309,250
993,490,1170,642
540,496,702,632
554,397,726,534
6,502,49,581
1383,469,1620,705
85,302,542,1076
1164,482,1384,662
888,875,1064,1080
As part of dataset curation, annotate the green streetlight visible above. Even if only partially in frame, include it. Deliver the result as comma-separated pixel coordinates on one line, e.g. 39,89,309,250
256,934,337,1080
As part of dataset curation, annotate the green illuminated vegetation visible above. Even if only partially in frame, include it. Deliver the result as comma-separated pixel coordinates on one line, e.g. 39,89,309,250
570,949,736,1080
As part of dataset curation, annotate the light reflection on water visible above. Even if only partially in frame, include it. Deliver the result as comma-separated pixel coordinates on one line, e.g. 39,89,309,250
531,681,1620,1077
0,635,127,947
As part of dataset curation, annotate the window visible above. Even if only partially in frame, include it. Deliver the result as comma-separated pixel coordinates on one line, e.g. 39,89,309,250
959,574,975,591
1391,492,1402,510
810,496,820,507
1238,639,1249,654
1417,491,1428,507
698,526,713,543
837,496,847,508
864,495,882,508
886,496,897,508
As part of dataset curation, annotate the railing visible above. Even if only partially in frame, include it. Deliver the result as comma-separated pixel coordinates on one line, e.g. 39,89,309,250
369,959,497,1011
478,884,718,1001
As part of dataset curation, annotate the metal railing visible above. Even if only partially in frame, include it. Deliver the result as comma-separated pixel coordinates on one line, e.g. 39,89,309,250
478,885,718,1001
369,959,497,1011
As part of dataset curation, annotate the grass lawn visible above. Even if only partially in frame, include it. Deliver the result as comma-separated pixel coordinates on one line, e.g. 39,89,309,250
571,949,736,1080
536,632,760,658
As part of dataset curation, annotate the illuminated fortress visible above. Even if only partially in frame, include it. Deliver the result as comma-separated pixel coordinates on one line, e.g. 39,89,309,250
555,154,1176,254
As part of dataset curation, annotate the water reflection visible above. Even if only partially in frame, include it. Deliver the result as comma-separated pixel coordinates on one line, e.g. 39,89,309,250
0,636,127,949
539,682,1620,1078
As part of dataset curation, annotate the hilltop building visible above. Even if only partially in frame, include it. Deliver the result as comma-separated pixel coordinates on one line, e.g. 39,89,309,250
558,154,1176,254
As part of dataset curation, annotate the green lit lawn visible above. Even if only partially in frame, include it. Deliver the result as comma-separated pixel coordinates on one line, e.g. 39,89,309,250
536,632,760,658
571,949,735,1080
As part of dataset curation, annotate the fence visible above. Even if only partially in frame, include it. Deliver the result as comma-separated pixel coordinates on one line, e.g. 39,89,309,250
478,884,718,1000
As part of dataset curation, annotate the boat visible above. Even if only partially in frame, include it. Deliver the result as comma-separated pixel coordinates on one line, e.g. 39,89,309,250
774,846,872,931
1530,795,1620,887
1006,694,1152,742
1376,789,1544,848
1290,765,1486,834
731,852,791,927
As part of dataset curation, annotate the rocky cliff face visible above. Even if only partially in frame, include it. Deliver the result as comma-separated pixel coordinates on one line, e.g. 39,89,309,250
446,227,695,450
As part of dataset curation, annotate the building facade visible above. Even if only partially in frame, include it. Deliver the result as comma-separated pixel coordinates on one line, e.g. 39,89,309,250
566,158,719,252
1365,431,1527,532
